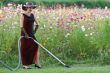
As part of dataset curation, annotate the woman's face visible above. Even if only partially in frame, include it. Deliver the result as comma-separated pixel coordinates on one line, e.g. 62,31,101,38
27,7,32,13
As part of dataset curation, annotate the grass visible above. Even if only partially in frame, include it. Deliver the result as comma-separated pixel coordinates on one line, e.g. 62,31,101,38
0,65,110,73
0,6,110,66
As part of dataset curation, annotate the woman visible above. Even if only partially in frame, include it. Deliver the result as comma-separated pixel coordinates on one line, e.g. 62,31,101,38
20,2,41,69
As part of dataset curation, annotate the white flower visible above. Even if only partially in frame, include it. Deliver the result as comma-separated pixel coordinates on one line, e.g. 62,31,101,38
90,33,93,36
65,33,70,38
81,26,85,32
88,27,90,30
105,6,108,10
90,32,95,36
50,26,53,29
85,34,88,36
43,24,46,28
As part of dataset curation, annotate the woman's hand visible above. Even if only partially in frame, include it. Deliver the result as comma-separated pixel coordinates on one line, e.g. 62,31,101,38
33,25,39,34
21,27,29,38
25,34,29,39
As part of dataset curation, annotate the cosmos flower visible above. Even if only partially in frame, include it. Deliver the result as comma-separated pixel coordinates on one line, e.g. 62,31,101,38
65,33,70,38
85,34,88,37
81,26,85,32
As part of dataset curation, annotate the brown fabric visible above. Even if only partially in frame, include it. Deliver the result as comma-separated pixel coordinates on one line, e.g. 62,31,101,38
21,13,38,65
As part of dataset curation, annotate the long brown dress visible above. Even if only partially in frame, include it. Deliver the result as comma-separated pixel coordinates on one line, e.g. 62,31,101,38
21,13,39,65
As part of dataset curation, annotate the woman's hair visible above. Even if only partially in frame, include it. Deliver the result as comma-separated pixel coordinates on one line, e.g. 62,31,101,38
22,6,28,11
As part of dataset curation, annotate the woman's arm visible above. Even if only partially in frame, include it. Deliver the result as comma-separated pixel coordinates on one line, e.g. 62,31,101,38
20,14,24,28
33,14,39,34
20,14,29,37
34,20,39,31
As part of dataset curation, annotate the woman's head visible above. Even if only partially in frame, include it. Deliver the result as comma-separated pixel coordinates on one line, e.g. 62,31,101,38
22,2,36,12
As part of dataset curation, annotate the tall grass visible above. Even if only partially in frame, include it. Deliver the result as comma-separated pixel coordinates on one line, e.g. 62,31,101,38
0,9,110,66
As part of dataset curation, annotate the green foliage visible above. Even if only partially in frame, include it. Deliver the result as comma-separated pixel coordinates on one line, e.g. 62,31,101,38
1,0,110,8
0,14,110,66
94,20,110,65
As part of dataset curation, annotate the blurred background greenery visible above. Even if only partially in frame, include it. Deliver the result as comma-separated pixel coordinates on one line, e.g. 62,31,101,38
0,0,110,8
